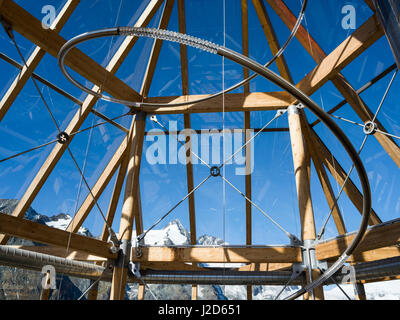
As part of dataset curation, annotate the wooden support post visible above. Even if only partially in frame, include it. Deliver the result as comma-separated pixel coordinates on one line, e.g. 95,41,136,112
0,0,80,122
110,112,146,300
301,119,347,235
132,246,302,263
40,271,51,300
0,213,116,259
288,107,316,240
288,105,324,300
178,0,198,299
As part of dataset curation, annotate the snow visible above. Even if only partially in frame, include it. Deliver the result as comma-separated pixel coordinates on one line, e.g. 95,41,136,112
45,214,91,237
324,280,400,300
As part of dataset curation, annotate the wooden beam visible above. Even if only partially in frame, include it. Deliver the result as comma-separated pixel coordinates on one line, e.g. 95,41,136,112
346,246,400,263
265,0,326,62
110,113,146,300
238,263,292,272
119,113,146,240
131,246,302,263
178,0,196,246
251,0,293,83
301,120,347,235
66,137,129,233
0,0,163,245
241,0,250,94
364,0,376,11
316,219,400,260
143,91,292,113
242,0,252,248
331,73,400,168
0,0,80,122
178,0,189,95
288,107,325,300
100,155,130,242
140,0,175,97
295,14,383,98
0,0,142,103
0,213,116,259
242,2,253,300
288,108,316,241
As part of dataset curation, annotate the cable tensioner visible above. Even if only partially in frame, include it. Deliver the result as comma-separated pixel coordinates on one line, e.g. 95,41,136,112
363,121,377,135
210,166,221,177
57,132,70,144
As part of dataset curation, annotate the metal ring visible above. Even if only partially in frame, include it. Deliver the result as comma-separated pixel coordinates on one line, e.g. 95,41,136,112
57,0,308,108
363,121,377,135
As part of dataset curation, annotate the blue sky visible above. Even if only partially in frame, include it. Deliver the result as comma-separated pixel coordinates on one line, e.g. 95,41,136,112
1,0,400,246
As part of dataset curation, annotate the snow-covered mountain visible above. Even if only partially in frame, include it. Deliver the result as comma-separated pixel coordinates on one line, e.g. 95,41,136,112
0,200,399,300
0,199,92,237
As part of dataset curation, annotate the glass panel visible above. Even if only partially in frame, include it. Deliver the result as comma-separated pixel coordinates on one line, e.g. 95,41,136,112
1,0,400,301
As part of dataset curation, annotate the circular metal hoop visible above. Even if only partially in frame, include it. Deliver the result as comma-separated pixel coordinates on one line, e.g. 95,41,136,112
57,0,308,108
58,26,371,301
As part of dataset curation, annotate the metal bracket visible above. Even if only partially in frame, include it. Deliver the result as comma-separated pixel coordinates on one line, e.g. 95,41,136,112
363,121,377,135
289,234,302,247
135,235,145,258
287,104,303,116
104,259,116,274
114,239,132,268
57,132,70,145
292,263,306,276
276,109,287,117
300,240,328,271
107,230,120,254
